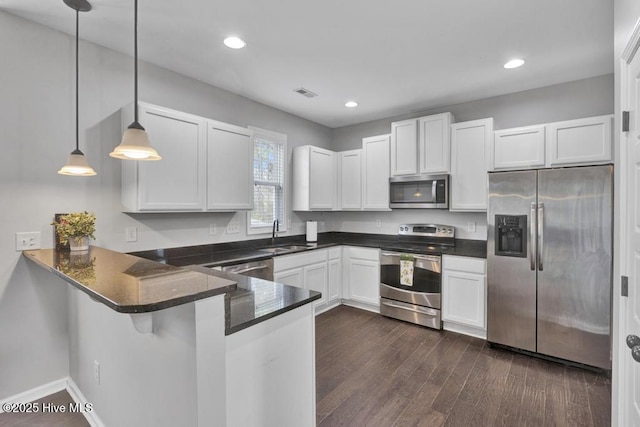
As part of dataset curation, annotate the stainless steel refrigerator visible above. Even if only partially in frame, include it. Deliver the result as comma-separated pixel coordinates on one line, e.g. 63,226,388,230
487,165,613,369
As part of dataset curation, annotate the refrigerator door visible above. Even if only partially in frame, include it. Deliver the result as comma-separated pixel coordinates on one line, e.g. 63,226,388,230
487,170,537,351
537,165,613,369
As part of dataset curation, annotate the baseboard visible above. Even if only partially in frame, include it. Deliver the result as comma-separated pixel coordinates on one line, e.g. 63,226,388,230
315,300,341,315
340,299,380,314
65,377,105,427
0,378,67,412
443,321,487,340
0,377,104,427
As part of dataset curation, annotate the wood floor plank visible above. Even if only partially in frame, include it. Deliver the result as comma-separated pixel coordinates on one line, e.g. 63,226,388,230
316,306,611,427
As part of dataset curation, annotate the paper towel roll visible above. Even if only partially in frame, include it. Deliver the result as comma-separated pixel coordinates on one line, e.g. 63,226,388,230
306,221,317,242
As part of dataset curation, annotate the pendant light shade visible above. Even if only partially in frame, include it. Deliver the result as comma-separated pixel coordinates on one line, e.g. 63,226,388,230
110,0,161,161
59,0,96,176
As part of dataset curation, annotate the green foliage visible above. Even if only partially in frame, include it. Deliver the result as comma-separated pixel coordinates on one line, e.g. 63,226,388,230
51,211,96,245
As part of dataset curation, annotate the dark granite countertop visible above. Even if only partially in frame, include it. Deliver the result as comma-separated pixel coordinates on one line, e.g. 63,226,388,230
131,232,487,267
23,246,237,313
187,265,321,335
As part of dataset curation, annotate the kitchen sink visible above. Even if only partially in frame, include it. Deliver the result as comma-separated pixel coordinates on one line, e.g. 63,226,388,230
258,245,314,255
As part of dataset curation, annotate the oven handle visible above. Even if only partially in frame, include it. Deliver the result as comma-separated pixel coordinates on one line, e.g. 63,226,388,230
380,252,440,263
381,300,440,316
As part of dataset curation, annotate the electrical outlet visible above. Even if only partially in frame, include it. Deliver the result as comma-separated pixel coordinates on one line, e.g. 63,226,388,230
467,222,477,233
15,232,41,251
226,222,240,234
94,360,100,384
125,227,138,242
209,224,217,235
376,219,382,228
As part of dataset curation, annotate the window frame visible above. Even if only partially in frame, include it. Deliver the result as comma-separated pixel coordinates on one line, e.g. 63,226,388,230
246,126,288,235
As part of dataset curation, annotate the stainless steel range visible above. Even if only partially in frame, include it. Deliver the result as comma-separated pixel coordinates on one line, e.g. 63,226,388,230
379,224,455,329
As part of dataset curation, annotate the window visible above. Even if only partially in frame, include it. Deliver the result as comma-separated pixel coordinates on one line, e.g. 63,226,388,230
247,127,287,234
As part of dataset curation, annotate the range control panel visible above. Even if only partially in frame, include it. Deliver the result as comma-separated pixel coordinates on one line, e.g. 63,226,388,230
398,224,455,239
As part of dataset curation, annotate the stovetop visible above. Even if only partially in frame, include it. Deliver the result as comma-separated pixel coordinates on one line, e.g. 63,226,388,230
380,224,456,254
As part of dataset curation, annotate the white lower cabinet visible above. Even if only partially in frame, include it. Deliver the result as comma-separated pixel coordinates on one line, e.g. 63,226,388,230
344,247,380,310
327,247,342,304
274,249,329,313
442,255,487,338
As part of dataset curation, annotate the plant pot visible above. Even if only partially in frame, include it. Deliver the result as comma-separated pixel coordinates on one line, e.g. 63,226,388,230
68,235,89,252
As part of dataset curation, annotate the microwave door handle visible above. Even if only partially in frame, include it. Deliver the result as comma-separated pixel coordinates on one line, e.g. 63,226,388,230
431,180,437,201
529,202,536,271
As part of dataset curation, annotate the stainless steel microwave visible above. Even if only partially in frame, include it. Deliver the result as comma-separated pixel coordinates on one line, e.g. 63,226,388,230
389,174,449,209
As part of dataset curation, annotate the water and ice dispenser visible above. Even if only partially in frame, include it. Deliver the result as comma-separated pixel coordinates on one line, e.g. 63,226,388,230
494,215,527,258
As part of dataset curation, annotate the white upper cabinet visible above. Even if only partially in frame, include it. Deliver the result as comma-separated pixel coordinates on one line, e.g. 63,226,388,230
493,125,546,170
340,150,363,210
362,134,391,210
120,102,254,213
491,115,612,171
546,115,612,166
450,118,493,212
293,146,336,211
121,103,207,212
390,119,418,176
391,113,453,176
418,112,453,174
206,121,253,211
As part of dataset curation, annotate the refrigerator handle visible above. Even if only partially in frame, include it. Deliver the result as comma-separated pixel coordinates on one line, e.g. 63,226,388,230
538,203,544,271
530,203,537,271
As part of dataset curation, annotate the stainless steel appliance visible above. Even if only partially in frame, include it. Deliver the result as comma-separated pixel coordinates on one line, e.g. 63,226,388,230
487,165,613,369
379,224,455,329
389,174,449,209
221,259,274,281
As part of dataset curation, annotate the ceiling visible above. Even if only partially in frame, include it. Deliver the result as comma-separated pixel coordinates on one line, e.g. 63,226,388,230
1,0,613,128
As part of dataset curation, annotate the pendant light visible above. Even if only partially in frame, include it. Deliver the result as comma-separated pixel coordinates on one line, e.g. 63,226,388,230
58,0,97,176
110,0,161,161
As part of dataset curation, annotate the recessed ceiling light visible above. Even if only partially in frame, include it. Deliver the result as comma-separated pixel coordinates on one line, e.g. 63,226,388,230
345,101,358,108
223,36,246,49
504,59,525,69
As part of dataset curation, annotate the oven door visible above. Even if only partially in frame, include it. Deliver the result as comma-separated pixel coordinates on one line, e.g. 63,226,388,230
379,252,441,309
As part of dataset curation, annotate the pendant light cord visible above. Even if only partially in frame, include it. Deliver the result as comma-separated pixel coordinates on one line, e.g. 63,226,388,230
75,7,80,152
134,0,139,124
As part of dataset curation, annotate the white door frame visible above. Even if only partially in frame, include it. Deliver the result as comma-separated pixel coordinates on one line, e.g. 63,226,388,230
616,18,640,427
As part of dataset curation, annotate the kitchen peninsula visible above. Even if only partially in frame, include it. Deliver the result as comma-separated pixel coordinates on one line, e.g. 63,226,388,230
22,246,320,427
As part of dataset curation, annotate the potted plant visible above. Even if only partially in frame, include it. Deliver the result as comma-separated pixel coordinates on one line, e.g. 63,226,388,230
51,211,96,252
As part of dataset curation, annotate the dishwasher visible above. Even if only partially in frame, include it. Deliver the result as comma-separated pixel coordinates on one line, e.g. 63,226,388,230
219,258,274,281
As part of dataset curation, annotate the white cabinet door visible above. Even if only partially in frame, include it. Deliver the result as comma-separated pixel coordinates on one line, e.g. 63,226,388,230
274,268,304,288
450,118,493,211
206,121,253,210
328,255,342,303
292,146,336,211
546,115,612,166
493,125,545,170
418,112,452,174
442,256,487,331
362,134,391,210
340,150,362,210
345,247,380,307
304,262,328,308
390,119,418,176
121,103,207,212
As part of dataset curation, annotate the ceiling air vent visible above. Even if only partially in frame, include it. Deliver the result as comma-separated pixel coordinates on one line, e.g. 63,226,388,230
294,88,318,98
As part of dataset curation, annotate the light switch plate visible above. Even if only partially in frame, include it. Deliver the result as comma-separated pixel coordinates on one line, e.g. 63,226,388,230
16,232,41,251
209,224,217,235
467,222,477,232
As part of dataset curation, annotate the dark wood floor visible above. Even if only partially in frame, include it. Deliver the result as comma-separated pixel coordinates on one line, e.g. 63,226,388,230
0,390,89,427
316,305,611,427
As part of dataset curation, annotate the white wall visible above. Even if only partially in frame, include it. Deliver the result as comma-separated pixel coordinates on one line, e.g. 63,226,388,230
0,10,332,401
329,74,614,240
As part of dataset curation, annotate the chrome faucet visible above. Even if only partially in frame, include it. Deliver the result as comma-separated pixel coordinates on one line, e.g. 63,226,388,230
272,219,279,246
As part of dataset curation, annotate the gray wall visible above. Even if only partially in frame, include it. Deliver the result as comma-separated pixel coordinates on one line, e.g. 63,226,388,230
0,10,332,400
331,74,613,151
